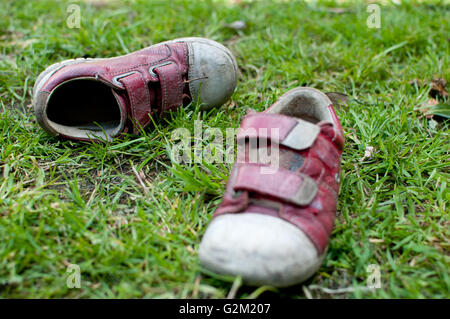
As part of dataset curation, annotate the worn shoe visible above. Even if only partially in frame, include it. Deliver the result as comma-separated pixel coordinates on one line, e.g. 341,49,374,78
199,87,344,287
33,37,238,141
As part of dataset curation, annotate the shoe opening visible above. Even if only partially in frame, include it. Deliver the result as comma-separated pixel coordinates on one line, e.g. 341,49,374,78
267,88,333,124
45,78,122,140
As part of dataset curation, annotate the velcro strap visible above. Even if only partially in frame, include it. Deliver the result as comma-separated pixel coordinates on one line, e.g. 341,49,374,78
120,72,152,133
233,164,318,206
153,62,183,114
237,113,320,150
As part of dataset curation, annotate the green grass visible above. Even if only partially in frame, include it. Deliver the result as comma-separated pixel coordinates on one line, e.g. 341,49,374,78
0,0,449,298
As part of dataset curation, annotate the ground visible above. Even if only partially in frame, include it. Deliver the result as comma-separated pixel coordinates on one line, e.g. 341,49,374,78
0,0,448,298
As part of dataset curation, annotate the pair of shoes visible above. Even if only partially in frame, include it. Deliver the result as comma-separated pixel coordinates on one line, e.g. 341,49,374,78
33,37,343,287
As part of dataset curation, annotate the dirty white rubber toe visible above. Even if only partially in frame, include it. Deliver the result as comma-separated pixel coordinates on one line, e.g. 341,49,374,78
198,213,324,287
171,37,238,109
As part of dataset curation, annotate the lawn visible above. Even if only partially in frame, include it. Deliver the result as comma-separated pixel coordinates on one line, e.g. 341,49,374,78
0,0,448,298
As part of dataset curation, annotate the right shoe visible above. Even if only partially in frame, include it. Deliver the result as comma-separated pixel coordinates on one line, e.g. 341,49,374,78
32,37,238,141
199,87,344,287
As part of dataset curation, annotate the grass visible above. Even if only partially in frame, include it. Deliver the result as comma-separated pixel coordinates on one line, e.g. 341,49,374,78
0,0,449,298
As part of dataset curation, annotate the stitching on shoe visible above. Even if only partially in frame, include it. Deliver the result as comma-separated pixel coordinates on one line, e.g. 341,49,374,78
129,74,139,128
174,63,182,110
159,68,167,111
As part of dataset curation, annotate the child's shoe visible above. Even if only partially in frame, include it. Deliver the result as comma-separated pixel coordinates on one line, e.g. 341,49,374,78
199,87,344,287
33,37,238,141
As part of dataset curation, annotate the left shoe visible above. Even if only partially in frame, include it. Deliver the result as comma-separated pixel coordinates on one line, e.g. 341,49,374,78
199,87,344,287
32,37,238,141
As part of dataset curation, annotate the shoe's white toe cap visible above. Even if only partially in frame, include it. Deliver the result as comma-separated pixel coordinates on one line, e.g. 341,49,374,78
182,37,238,109
199,213,324,287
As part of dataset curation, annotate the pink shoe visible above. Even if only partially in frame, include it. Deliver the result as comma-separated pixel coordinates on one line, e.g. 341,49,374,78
33,37,237,141
199,87,344,287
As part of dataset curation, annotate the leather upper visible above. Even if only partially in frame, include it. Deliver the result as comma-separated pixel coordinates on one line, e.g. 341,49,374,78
213,105,344,254
37,42,190,136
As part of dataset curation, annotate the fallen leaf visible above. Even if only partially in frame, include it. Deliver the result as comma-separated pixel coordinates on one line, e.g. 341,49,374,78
227,100,237,109
360,145,375,162
419,98,439,119
326,92,349,111
418,98,449,121
61,259,71,267
410,78,449,99
430,78,449,99
346,130,360,144
425,98,439,106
